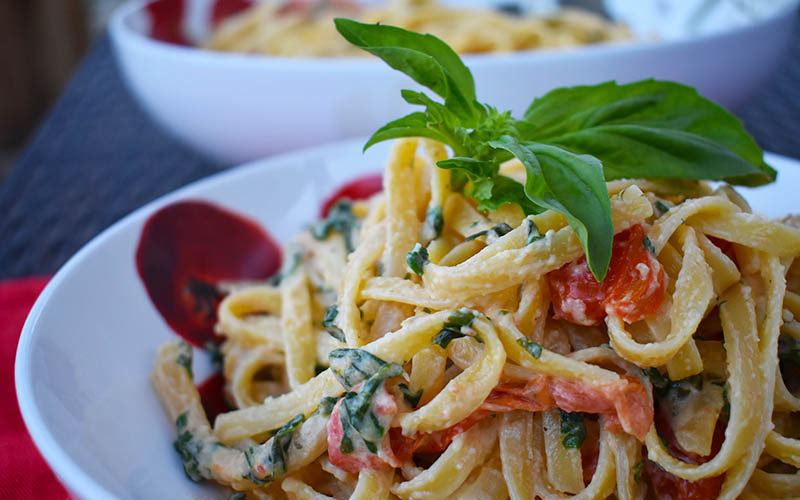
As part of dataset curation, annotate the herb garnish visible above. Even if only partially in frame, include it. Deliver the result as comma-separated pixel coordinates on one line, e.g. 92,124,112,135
424,205,444,240
517,337,543,359
173,411,209,481
334,18,774,281
433,309,477,348
176,341,193,379
398,383,424,407
322,305,346,343
464,223,513,242
559,410,587,449
327,349,405,455
643,235,656,256
319,395,343,416
311,199,359,252
526,219,544,245
654,200,671,217
407,243,429,276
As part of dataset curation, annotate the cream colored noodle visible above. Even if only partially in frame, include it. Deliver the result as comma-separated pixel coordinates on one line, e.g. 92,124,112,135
204,0,631,58
152,138,800,498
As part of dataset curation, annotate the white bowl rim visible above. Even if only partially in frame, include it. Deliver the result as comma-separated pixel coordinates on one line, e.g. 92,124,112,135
109,0,800,71
13,143,799,500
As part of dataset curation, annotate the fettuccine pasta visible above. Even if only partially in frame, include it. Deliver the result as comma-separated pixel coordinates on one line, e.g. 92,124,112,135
152,138,800,499
204,0,630,57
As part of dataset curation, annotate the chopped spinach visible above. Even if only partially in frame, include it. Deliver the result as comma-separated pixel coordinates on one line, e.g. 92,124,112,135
465,223,513,242
319,395,343,416
526,219,544,245
322,305,346,343
517,337,542,359
433,309,477,348
654,200,670,217
398,383,424,407
329,348,390,390
642,367,670,390
559,410,587,449
643,235,656,256
268,252,303,286
173,411,210,482
311,200,359,252
424,205,444,240
175,341,193,380
338,362,404,455
407,243,429,276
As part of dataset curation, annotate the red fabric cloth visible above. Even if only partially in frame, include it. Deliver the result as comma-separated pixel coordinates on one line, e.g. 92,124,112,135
0,277,71,499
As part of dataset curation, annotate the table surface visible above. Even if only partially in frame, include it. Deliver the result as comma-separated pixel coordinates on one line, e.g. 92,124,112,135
2,23,800,279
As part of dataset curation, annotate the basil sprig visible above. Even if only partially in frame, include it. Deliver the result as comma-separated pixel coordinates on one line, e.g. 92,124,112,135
333,18,774,281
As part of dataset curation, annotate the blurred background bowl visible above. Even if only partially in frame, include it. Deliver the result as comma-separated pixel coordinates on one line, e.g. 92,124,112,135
110,0,800,164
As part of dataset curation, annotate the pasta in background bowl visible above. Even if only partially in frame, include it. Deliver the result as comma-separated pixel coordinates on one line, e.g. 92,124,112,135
13,136,800,500
109,0,798,163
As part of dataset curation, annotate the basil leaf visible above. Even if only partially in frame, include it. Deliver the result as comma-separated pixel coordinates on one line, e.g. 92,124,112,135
364,112,448,151
517,337,542,359
329,348,388,390
176,341,193,380
407,243,429,276
433,309,477,348
465,223,513,242
334,18,481,125
311,199,359,252
559,410,587,449
318,395,343,416
398,383,423,407
490,136,613,281
267,414,305,478
643,235,656,256
521,80,774,186
338,362,404,455
322,305,346,343
423,205,444,240
526,219,544,245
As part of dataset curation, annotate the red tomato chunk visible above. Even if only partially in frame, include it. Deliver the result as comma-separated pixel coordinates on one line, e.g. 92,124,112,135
548,224,666,326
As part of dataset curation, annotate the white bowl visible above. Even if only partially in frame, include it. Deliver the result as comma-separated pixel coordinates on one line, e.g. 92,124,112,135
14,137,800,499
109,0,799,164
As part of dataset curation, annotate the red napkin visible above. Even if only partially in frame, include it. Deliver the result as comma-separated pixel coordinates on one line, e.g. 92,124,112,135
0,277,71,499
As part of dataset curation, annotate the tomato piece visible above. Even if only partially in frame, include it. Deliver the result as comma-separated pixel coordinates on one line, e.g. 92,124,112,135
548,224,666,326
550,375,652,441
604,225,667,323
548,259,606,325
320,173,383,217
645,395,726,500
136,201,282,347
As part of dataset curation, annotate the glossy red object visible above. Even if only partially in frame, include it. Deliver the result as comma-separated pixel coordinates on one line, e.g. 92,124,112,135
645,398,726,500
604,225,667,323
548,224,667,326
146,0,188,45
320,173,383,217
197,372,230,423
136,200,281,347
211,0,253,25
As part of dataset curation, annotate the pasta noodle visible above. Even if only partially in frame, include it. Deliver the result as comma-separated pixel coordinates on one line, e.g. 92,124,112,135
151,137,800,499
204,0,631,57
